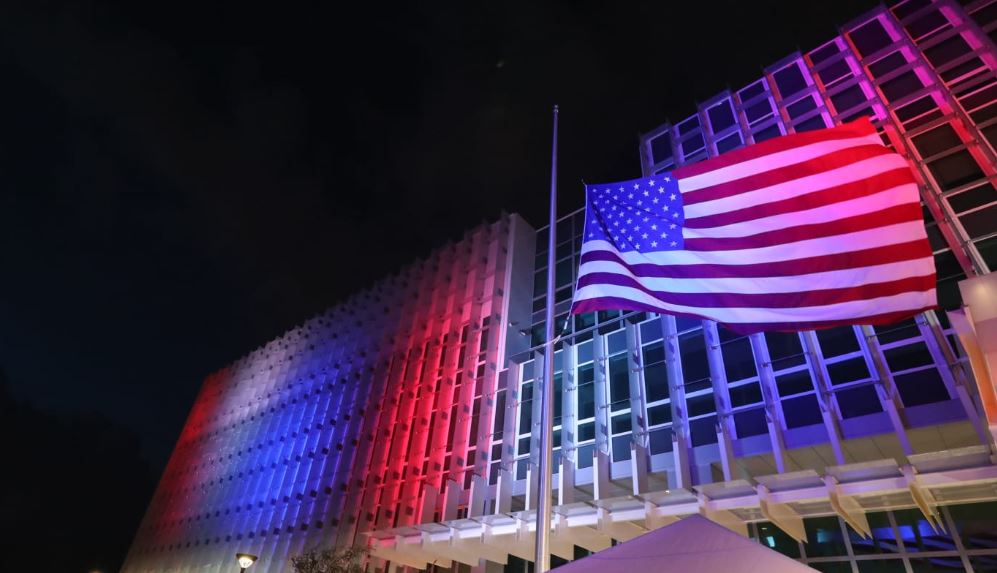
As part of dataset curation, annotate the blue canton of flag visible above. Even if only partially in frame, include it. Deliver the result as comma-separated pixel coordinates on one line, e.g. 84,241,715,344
584,174,685,253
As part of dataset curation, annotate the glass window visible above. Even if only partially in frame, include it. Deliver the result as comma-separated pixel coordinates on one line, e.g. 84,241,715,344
907,557,970,571
766,332,806,369
783,394,823,428
553,373,563,425
868,51,908,79
647,403,672,426
612,435,632,461
493,391,506,434
576,339,594,363
649,131,673,165
912,123,961,159
611,414,631,434
707,101,736,132
681,133,706,156
648,427,673,454
687,394,716,417
894,508,955,553
734,408,768,437
960,203,997,238
850,511,901,556
773,63,808,97
679,331,710,385
739,81,766,101
716,133,743,154
927,150,985,190
883,343,934,372
745,99,774,123
607,330,627,354
577,422,595,442
817,326,860,357
810,41,841,64
849,18,893,57
810,562,852,573
690,415,718,446
905,9,951,41
776,370,814,397
721,337,757,382
640,319,662,343
608,354,630,410
677,116,700,135
856,560,906,573
804,516,848,556
831,84,869,113
818,58,852,86
577,381,595,419
948,183,996,214
519,382,533,433
729,382,763,407
645,362,669,402
642,341,665,365
753,123,782,142
787,95,818,119
836,385,883,418
756,521,801,558
827,357,871,385
894,368,950,407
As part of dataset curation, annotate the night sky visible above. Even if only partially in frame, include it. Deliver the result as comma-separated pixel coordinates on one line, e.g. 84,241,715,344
1,1,875,570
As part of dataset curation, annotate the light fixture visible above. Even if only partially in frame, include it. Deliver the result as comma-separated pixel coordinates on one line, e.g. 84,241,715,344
236,553,258,571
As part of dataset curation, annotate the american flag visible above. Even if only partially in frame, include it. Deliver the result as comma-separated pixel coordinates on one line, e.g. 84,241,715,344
572,118,937,333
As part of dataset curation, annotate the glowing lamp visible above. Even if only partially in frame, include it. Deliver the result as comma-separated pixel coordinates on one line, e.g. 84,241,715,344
236,553,258,571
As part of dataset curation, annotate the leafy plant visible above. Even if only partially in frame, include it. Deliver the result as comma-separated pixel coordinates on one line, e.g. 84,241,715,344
290,546,369,573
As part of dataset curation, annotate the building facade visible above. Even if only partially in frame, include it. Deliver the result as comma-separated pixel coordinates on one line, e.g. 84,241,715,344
124,1,997,572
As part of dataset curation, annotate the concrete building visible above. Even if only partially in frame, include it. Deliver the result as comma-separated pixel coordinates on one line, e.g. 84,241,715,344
124,1,997,572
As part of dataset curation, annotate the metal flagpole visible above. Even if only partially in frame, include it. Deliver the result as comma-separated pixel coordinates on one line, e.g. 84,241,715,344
535,104,559,573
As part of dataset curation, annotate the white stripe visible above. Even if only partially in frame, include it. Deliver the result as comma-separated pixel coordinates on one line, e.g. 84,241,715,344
681,183,920,239
580,220,928,265
678,132,884,192
572,284,936,324
577,257,936,294
683,154,910,219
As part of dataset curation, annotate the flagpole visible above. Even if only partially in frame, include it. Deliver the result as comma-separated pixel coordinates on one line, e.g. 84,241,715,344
535,104,558,573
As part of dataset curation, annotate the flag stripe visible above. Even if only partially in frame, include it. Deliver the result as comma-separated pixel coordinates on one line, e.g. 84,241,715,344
578,239,931,279
576,271,936,309
683,202,923,251
572,284,936,324
683,153,909,217
681,143,893,206
577,257,935,294
580,220,928,266
683,184,919,240
674,117,878,180
571,297,935,334
683,168,915,229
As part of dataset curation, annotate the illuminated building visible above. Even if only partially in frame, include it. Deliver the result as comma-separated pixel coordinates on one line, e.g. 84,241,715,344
124,1,997,572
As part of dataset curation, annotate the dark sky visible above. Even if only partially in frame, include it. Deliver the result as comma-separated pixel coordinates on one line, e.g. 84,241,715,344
2,0,875,506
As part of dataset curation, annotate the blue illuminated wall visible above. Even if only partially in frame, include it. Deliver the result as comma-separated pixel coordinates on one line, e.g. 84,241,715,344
122,214,537,573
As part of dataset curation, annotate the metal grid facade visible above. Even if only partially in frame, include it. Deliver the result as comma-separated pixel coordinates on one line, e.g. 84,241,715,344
122,214,538,573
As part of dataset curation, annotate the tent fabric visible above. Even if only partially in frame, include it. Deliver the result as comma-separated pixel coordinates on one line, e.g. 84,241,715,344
554,515,816,573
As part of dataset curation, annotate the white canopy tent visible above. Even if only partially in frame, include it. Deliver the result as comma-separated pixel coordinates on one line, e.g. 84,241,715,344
550,515,816,573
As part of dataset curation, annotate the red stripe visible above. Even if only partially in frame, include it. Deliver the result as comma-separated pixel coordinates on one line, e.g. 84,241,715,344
570,297,935,335
681,144,893,206
683,168,916,229
683,202,924,252
579,239,934,279
576,272,937,309
673,116,877,180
